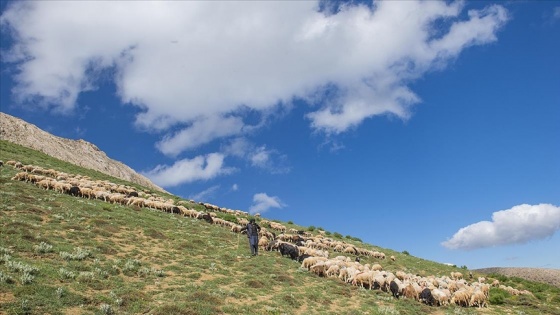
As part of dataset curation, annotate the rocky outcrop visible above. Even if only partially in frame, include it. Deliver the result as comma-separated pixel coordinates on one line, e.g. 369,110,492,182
0,112,167,194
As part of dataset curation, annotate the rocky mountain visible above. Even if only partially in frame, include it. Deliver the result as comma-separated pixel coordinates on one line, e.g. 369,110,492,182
0,112,167,194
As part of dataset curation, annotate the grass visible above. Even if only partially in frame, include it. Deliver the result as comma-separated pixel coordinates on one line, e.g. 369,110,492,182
1,139,560,314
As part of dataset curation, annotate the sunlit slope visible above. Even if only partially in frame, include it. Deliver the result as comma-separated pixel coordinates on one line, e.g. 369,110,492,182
1,140,559,315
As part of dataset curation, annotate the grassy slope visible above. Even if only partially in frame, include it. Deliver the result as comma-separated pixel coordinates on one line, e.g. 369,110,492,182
1,140,559,315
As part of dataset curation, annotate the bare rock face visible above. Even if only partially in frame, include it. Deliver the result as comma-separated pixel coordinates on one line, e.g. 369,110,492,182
0,112,167,194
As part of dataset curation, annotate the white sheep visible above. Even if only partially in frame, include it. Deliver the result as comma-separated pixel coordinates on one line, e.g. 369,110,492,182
325,265,340,278
351,271,373,289
431,288,450,306
469,290,487,308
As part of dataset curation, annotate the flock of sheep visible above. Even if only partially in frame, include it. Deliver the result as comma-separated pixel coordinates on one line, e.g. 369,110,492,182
243,228,514,308
4,160,233,220
3,159,535,309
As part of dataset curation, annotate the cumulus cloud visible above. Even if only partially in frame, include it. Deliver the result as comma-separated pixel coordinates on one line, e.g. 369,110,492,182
156,115,245,156
142,153,234,187
223,137,290,174
249,146,290,174
442,204,560,250
1,1,508,153
249,193,285,215
222,137,253,158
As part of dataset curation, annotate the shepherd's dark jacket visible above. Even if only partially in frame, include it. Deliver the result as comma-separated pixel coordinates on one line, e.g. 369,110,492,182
241,223,261,237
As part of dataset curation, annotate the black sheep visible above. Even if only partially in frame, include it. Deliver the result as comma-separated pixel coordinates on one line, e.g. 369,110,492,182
68,186,80,197
420,288,436,306
389,280,400,299
199,213,213,224
296,254,312,263
278,243,299,260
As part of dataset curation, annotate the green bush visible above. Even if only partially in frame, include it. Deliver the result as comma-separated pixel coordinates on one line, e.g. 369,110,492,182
219,213,237,223
307,226,316,231
490,293,505,305
489,273,509,283
489,288,510,305
402,250,410,255
333,232,342,238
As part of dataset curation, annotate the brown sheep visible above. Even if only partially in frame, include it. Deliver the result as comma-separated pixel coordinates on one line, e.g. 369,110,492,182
343,246,357,255
79,187,94,199
451,271,463,280
450,289,470,307
396,271,407,281
5,160,18,166
258,236,270,250
310,262,327,277
370,263,383,271
54,182,72,194
231,224,243,233
402,283,418,300
301,256,325,270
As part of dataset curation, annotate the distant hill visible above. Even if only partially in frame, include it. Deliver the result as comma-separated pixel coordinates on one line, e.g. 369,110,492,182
0,112,167,194
475,267,560,288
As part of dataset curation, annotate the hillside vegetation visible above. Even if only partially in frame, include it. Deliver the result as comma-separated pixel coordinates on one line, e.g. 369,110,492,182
1,140,559,315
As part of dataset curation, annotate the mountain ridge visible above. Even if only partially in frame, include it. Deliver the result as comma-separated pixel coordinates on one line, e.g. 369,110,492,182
0,112,167,194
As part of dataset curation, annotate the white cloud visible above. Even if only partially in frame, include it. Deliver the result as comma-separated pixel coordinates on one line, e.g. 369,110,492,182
156,115,245,156
1,1,508,150
442,204,560,250
231,184,239,191
223,138,290,174
250,146,271,167
189,185,220,202
249,145,290,173
222,137,252,158
142,153,234,187
249,193,285,215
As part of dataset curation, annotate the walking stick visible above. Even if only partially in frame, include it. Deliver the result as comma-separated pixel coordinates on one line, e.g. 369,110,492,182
237,232,241,255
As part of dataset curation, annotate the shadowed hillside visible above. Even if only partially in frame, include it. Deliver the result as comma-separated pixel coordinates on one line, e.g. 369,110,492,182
1,140,559,315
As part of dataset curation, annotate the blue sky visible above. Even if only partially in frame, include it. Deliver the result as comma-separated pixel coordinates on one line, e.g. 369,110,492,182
1,1,559,269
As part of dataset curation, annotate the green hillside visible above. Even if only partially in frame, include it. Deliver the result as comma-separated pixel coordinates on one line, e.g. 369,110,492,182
1,140,559,315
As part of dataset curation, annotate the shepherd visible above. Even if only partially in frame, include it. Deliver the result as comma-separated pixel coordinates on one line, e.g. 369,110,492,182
240,218,261,256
